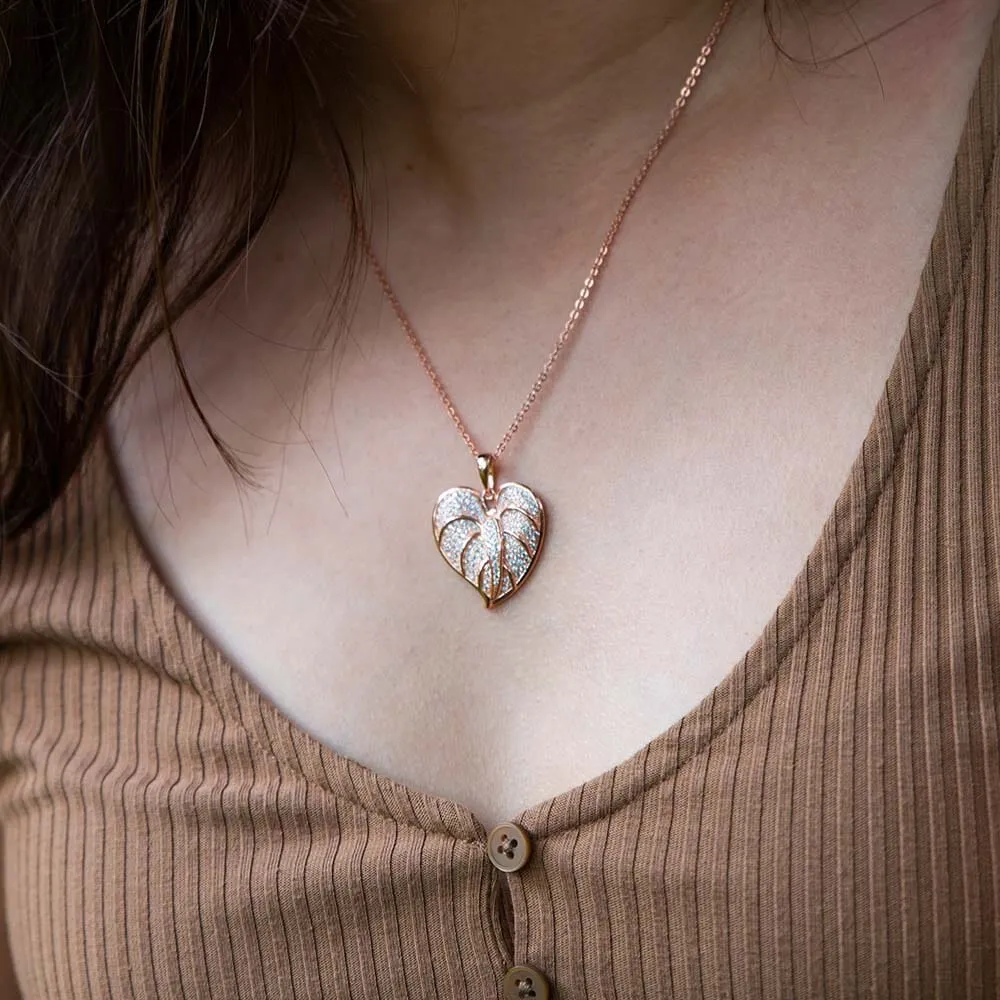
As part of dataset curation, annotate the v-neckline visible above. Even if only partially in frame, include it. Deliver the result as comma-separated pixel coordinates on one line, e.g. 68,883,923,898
97,20,999,843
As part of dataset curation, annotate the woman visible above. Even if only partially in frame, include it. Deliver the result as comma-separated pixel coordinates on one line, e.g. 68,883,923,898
1,0,997,997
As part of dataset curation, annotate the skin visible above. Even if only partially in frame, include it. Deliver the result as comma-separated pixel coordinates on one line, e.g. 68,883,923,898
4,0,999,991
104,0,998,831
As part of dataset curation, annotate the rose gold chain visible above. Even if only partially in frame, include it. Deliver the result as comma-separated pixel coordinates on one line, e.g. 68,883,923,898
363,0,735,463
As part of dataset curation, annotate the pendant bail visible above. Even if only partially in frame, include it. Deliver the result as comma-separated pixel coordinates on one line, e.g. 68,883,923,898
476,453,496,496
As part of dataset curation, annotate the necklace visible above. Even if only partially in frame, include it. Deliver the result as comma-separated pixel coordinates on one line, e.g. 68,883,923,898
363,2,735,609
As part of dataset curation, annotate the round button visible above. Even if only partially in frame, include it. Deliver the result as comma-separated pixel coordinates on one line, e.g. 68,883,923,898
503,965,550,1000
487,822,532,873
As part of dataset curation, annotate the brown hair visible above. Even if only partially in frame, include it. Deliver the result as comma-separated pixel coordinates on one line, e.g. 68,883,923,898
0,0,903,543
0,1,360,540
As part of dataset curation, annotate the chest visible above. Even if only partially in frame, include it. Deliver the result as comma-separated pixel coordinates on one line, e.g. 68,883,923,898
109,21,989,826
109,259,926,826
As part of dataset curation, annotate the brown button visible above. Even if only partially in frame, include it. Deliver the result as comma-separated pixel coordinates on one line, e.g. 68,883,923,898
487,822,532,873
503,965,550,1000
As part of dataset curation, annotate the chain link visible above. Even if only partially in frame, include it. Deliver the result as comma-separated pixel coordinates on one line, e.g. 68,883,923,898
363,0,736,463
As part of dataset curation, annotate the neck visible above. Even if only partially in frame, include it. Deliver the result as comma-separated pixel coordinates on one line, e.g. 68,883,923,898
324,0,738,225
350,0,728,112
305,0,935,245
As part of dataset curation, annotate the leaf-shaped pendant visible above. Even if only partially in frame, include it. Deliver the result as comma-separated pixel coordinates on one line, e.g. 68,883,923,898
432,455,545,608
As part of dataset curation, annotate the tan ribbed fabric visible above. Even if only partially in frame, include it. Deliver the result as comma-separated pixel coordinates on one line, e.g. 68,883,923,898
3,29,1000,1000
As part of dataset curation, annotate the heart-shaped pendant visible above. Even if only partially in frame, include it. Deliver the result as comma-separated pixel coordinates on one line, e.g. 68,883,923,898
432,455,545,608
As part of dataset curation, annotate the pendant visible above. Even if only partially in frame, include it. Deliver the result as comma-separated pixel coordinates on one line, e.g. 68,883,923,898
432,454,546,608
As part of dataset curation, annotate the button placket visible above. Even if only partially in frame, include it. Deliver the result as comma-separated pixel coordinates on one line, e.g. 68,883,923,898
487,824,552,998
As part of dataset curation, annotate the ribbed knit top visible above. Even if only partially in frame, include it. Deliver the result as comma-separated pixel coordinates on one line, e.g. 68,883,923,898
2,24,1000,1000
